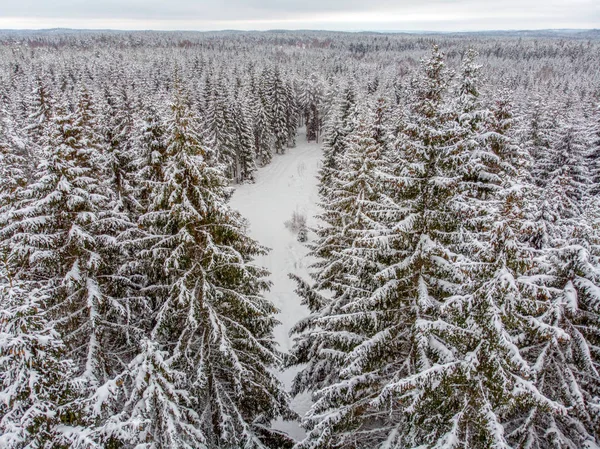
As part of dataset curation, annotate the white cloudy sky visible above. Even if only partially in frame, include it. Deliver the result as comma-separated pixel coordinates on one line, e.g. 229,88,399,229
0,0,598,31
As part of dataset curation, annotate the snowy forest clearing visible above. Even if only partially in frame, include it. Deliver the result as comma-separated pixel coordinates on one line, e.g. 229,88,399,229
230,128,321,440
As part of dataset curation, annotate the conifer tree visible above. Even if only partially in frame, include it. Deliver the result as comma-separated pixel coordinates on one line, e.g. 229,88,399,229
204,77,237,177
99,83,141,216
0,283,95,449
125,85,296,448
133,104,168,212
588,101,600,194
319,83,358,194
250,85,273,166
289,105,397,405
431,82,566,448
25,75,54,147
508,221,600,448
268,67,290,155
300,73,323,142
231,96,257,182
6,93,134,417
346,46,472,449
507,116,600,449
539,112,590,215
290,48,469,448
285,79,299,147
451,49,501,202
0,111,27,218
526,96,561,188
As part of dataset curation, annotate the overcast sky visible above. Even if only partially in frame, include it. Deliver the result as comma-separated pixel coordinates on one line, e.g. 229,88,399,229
0,0,598,32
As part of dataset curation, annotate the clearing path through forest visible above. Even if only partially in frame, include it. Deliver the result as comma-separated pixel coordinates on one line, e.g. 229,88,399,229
229,128,322,441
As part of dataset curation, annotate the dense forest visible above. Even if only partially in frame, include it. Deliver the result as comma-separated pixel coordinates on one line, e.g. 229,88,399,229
0,30,599,449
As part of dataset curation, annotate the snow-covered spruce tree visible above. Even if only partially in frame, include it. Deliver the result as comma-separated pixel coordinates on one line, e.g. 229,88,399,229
116,85,296,448
6,93,134,423
354,46,504,449
300,73,324,143
285,79,299,148
249,85,273,166
231,96,257,182
98,82,141,216
507,216,600,448
291,46,563,449
366,48,569,449
0,109,28,215
538,111,590,216
289,101,398,404
0,283,95,449
290,48,468,448
25,75,54,147
505,120,600,448
455,179,571,449
132,103,168,213
319,83,359,195
266,66,290,155
524,106,592,255
451,48,500,202
449,56,530,266
204,77,237,178
434,77,571,449
0,109,29,300
587,101,600,195
525,96,562,189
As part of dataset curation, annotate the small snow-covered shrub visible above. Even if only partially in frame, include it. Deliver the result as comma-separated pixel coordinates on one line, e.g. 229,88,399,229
297,225,308,242
284,210,306,233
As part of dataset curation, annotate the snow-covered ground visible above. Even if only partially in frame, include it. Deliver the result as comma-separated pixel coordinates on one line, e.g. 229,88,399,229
230,129,322,441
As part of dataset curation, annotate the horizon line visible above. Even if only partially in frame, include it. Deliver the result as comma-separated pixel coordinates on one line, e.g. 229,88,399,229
0,27,598,34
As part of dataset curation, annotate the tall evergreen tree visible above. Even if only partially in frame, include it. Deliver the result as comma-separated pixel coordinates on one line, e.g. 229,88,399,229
289,105,397,404
267,67,290,155
290,48,469,448
285,79,299,147
6,94,134,420
250,84,273,166
587,101,600,195
122,85,296,448
133,103,168,213
231,96,257,182
0,109,27,220
25,75,54,147
300,73,324,143
319,83,358,194
539,112,590,216
508,116,600,449
508,221,600,448
99,82,141,216
204,77,237,178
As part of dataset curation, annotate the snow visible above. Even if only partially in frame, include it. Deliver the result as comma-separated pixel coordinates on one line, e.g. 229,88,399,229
229,128,321,440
